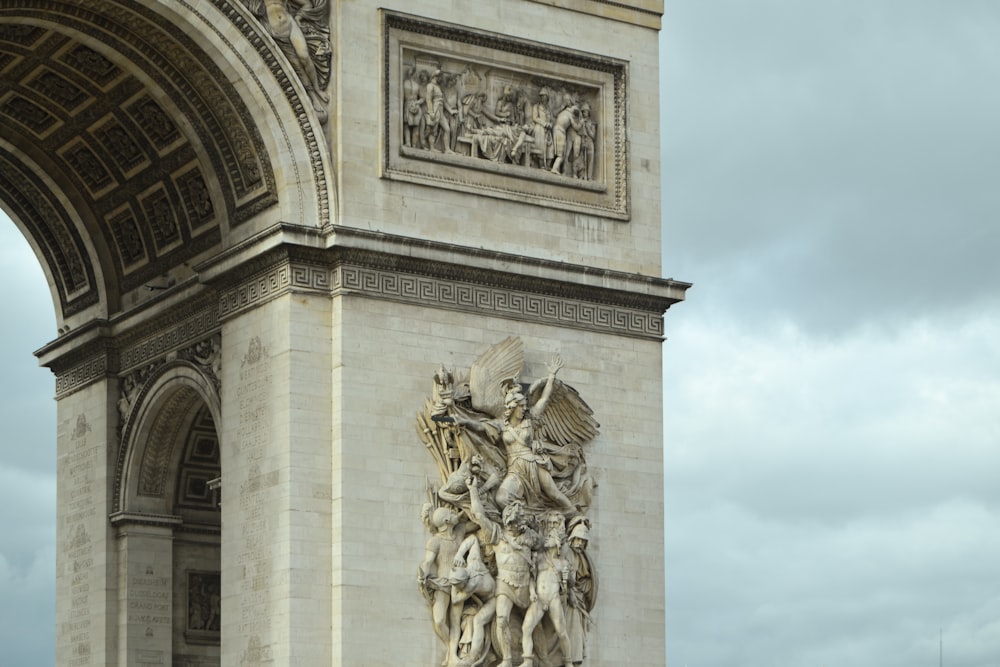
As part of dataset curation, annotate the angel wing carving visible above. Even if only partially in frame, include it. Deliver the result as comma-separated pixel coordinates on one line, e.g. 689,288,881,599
529,377,600,447
466,336,523,418
416,338,601,665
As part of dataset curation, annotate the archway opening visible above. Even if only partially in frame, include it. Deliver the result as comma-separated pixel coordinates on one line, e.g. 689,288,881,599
117,377,221,666
170,403,222,664
0,211,57,665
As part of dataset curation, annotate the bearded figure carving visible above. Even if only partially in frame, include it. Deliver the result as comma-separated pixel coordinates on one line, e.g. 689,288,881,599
417,338,599,667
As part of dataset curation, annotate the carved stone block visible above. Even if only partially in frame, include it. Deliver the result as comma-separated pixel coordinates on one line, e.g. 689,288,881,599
61,44,121,88
417,338,598,667
28,68,89,112
382,12,630,220
2,94,59,136
185,571,221,640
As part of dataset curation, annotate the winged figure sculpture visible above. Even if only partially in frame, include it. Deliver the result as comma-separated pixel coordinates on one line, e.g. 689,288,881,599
415,337,599,667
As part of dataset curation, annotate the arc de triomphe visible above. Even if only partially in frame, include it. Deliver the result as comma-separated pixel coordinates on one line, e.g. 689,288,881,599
0,1,688,664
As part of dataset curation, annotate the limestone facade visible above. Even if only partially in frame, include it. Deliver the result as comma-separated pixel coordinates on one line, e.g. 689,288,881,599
2,0,685,665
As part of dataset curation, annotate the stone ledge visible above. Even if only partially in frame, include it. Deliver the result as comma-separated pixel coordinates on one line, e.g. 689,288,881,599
201,225,689,340
524,0,664,30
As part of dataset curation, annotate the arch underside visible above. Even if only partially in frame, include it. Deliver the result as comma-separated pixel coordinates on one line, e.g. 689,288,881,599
127,386,221,522
0,0,330,323
115,358,223,517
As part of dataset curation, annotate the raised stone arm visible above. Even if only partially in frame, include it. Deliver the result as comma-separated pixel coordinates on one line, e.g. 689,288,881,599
530,355,563,417
465,475,497,536
432,413,488,434
452,533,478,569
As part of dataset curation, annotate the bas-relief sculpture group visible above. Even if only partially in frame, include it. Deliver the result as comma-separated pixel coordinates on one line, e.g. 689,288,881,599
242,0,332,119
417,338,598,667
403,58,599,181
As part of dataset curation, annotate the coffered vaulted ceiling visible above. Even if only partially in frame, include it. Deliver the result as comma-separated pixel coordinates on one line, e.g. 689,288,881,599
0,1,280,319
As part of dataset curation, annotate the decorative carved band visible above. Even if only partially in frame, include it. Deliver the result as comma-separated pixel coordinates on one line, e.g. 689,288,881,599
335,264,665,339
524,0,663,29
118,299,219,373
0,150,98,316
137,385,200,498
49,296,219,399
54,352,108,397
207,0,330,220
213,244,675,340
218,262,290,320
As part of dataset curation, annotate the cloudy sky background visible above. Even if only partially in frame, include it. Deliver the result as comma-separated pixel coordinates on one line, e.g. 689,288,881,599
0,0,998,664
0,220,56,665
661,1,1000,666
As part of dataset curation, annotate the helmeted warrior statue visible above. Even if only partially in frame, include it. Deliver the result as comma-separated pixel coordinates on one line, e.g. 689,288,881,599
417,338,599,667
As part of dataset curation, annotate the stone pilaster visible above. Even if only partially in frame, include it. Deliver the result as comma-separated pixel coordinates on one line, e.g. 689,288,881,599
219,291,333,665
110,514,179,667
54,378,117,667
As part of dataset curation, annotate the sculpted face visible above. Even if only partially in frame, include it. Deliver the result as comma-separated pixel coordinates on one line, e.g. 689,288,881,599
504,387,527,421
433,507,458,528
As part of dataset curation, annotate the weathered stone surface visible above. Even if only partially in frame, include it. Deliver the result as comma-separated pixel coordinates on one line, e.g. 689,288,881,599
11,0,686,665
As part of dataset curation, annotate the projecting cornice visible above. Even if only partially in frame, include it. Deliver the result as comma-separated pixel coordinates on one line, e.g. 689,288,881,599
198,224,689,341
524,0,663,30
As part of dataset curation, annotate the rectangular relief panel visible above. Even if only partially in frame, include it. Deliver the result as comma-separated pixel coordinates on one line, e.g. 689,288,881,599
382,11,630,220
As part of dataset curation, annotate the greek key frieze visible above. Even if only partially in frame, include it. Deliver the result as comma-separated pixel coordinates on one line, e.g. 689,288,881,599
118,302,220,372
55,354,108,398
211,241,672,337
217,263,291,319
335,264,664,339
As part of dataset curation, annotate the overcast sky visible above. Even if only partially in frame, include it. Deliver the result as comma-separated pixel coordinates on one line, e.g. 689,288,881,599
0,218,56,664
661,1,1000,666
1,1,999,665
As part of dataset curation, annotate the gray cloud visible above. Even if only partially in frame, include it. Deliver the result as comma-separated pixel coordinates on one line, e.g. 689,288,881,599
662,0,1000,333
0,216,57,664
1,1,998,664
662,2,1000,665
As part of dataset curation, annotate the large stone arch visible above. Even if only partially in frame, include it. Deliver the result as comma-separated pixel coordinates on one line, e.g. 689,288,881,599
1,1,335,664
0,0,333,326
4,2,690,665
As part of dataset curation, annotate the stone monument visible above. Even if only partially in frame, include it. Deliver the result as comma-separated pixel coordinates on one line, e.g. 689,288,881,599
0,1,688,665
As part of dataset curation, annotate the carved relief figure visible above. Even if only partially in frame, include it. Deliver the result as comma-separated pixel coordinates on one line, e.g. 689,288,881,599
450,534,497,663
403,65,423,148
419,504,472,661
417,338,599,667
399,53,601,182
494,86,516,125
550,101,583,176
520,513,573,667
423,70,455,154
474,488,538,667
575,104,596,181
528,88,555,170
444,73,462,153
453,358,577,514
188,572,221,632
565,518,596,666
245,0,331,118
